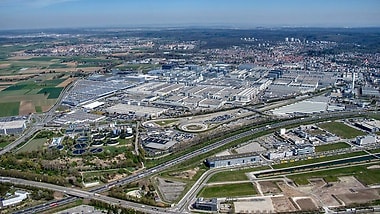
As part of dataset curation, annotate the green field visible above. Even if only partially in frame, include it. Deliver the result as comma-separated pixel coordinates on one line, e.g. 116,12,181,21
38,87,63,99
0,78,66,116
0,141,11,148
17,138,47,153
273,151,367,169
22,56,61,61
35,106,42,113
370,148,380,153
288,163,380,186
318,122,365,138
315,142,351,152
207,166,270,183
0,102,20,117
41,79,66,86
199,182,257,198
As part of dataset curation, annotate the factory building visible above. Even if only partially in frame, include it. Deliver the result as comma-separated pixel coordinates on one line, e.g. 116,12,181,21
267,70,283,79
206,152,262,168
294,144,315,156
0,190,29,208
0,120,26,135
356,135,377,146
354,121,379,133
268,150,294,160
192,198,218,211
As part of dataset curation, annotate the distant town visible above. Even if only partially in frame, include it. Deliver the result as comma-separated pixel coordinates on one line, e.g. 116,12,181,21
0,27,379,214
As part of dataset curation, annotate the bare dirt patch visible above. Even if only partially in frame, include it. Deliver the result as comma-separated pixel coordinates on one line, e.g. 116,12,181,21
294,197,318,211
53,191,64,200
0,63,10,68
272,196,298,212
19,100,36,115
41,105,52,112
367,165,380,169
304,176,370,208
57,77,76,87
335,188,380,205
309,178,326,188
0,74,37,80
259,181,282,195
168,167,199,180
63,62,77,67
8,55,33,60
77,67,103,72
277,181,305,197
0,81,18,85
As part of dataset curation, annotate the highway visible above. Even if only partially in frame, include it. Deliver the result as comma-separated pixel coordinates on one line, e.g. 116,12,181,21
4,110,377,213
0,177,174,214
0,81,72,156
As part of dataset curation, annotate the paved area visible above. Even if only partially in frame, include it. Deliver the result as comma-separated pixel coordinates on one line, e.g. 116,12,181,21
55,205,105,214
156,177,186,202
235,141,266,154
234,198,274,213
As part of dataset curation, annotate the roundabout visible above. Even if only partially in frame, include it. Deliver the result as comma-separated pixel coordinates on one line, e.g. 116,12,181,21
179,123,208,132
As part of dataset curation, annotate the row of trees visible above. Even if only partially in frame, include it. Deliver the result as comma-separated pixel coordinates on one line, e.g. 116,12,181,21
90,199,144,214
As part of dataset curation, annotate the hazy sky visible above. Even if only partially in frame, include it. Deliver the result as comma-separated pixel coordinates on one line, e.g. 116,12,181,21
0,0,379,29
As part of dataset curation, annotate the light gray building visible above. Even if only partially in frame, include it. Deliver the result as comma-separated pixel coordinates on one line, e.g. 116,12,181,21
294,144,315,156
206,152,262,168
0,120,26,135
192,198,218,211
356,135,377,146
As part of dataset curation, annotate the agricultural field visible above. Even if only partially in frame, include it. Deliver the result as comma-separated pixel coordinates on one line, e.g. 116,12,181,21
315,142,351,152
0,50,122,116
199,182,257,198
0,102,20,117
1,54,114,76
318,121,365,139
0,78,67,116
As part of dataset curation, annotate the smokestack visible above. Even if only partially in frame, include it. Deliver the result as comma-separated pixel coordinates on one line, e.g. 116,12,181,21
352,71,355,96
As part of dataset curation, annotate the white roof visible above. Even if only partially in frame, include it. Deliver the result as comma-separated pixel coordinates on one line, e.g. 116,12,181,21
82,101,105,109
0,120,25,129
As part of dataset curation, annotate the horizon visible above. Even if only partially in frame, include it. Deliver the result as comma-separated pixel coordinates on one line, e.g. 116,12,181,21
2,25,380,33
1,0,380,30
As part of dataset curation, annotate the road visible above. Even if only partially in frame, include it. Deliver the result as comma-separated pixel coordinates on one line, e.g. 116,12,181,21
0,81,72,156
0,177,174,214
3,110,379,213
178,153,380,213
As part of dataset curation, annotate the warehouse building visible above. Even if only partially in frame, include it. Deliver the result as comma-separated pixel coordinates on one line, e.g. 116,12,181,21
192,198,218,211
0,190,29,208
294,144,315,156
0,120,26,135
356,135,377,146
206,152,262,168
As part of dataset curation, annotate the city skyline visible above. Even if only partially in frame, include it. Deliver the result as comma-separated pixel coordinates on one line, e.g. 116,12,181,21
0,0,380,30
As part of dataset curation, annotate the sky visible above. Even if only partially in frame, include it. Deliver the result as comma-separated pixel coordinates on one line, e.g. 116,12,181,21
0,0,379,30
